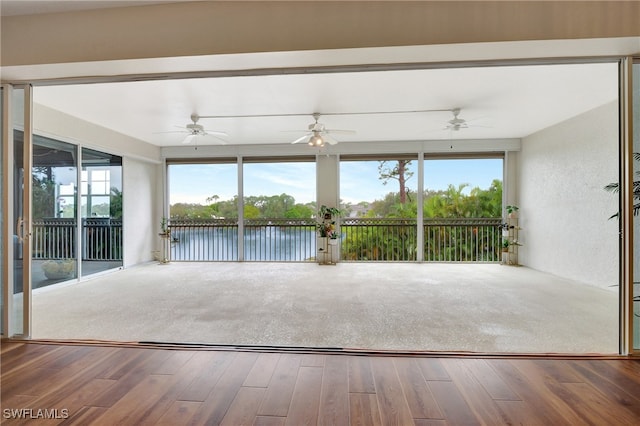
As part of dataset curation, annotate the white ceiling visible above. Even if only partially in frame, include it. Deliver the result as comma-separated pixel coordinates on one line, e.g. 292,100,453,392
32,62,619,147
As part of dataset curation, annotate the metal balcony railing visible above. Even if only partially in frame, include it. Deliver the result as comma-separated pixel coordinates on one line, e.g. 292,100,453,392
243,218,316,261
30,217,502,263
422,218,503,262
82,218,123,261
341,217,502,262
169,218,317,261
32,218,76,259
169,219,239,261
341,218,418,261
169,217,503,263
31,218,123,261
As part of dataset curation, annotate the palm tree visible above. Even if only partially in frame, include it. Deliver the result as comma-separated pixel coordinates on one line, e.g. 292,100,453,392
604,152,640,218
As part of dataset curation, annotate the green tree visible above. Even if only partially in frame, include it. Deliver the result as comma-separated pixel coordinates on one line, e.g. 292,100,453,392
284,204,314,218
244,204,260,218
424,184,471,218
32,166,56,219
170,203,211,219
604,152,640,218
378,160,413,204
110,187,123,219
264,194,295,217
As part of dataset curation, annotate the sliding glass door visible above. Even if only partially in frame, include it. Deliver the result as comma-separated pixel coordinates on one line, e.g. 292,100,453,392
5,86,29,337
30,136,78,288
81,148,123,275
633,60,640,351
0,86,3,335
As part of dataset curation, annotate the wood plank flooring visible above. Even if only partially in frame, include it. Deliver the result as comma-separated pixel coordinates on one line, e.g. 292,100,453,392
1,341,640,425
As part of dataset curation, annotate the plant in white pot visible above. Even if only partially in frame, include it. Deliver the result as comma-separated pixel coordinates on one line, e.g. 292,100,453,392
316,205,344,262
42,259,75,280
316,205,343,239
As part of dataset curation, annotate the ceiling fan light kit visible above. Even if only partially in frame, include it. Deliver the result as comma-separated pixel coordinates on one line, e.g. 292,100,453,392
288,113,355,148
308,132,325,147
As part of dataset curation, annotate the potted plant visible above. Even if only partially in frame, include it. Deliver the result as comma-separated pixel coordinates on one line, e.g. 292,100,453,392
159,217,170,237
506,205,519,218
42,259,75,280
317,205,344,263
318,205,344,221
502,238,510,252
317,206,344,235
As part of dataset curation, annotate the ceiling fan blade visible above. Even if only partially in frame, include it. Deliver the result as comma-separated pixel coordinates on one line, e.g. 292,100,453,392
182,134,197,144
326,129,356,135
203,130,228,136
200,133,228,144
153,130,188,134
291,133,311,144
323,133,339,145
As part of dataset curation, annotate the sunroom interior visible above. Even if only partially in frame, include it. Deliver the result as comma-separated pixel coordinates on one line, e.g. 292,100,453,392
4,58,629,354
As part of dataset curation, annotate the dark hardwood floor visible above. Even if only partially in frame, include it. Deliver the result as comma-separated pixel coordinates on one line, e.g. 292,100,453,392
1,341,640,425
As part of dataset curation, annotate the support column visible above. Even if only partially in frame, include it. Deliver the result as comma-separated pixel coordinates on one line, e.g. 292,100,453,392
316,154,340,263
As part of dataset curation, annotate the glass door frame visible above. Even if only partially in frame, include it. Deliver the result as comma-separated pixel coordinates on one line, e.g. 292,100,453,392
2,83,33,338
624,57,639,355
1,57,637,351
1,84,9,337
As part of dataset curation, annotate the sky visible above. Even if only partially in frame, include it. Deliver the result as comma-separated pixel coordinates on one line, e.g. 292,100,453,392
169,158,503,205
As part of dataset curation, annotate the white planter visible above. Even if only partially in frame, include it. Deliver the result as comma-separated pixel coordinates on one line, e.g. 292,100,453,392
317,236,339,264
317,237,328,250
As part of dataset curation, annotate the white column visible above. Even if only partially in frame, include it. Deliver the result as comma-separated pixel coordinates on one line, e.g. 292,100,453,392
316,154,340,263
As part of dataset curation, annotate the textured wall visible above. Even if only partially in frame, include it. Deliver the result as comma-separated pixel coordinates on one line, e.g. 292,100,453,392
123,157,158,267
33,103,160,163
518,101,619,289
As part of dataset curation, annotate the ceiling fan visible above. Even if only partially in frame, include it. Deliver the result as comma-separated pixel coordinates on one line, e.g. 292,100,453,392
288,113,355,147
444,108,489,132
160,114,228,144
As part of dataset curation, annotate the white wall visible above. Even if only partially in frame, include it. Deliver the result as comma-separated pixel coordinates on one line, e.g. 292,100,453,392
123,158,159,267
34,104,161,162
518,101,619,289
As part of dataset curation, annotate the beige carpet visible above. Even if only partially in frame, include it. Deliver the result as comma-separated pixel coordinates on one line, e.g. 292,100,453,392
31,262,618,354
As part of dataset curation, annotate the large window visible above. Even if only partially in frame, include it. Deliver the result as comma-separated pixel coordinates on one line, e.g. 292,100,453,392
423,158,503,218
168,159,316,261
340,156,418,261
339,156,503,262
423,157,503,262
243,159,316,261
168,162,239,261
